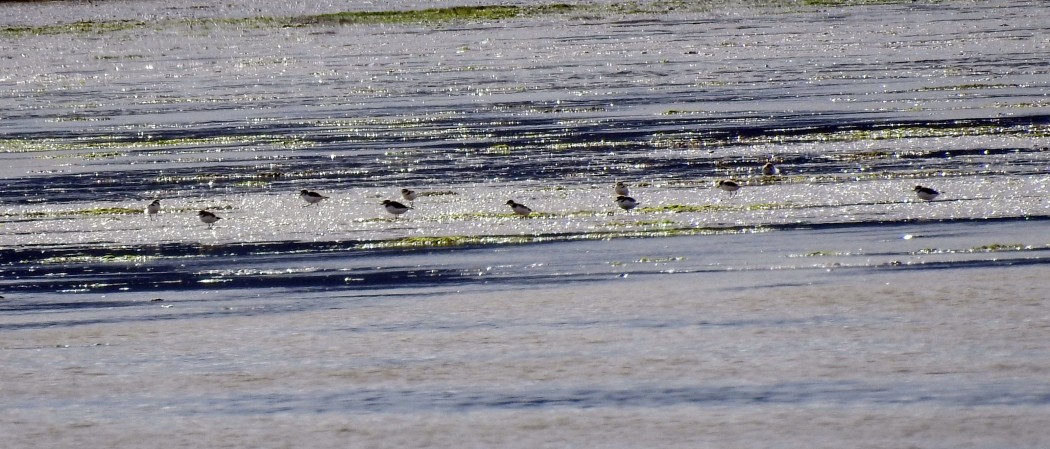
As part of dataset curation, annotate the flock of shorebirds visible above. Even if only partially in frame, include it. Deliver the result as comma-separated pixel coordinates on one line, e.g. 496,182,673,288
148,161,941,228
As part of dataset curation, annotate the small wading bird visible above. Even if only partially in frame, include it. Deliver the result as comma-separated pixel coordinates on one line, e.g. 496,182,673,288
401,188,418,205
506,200,532,216
145,199,160,219
615,195,638,211
299,189,329,206
198,210,221,228
761,162,779,176
614,181,629,196
382,199,411,219
716,179,741,196
914,185,940,201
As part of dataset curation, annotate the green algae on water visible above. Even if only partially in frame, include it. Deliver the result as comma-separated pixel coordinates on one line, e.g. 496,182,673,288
359,226,770,249
9,207,145,219
2,19,145,36
297,6,526,26
36,254,158,265
639,203,786,214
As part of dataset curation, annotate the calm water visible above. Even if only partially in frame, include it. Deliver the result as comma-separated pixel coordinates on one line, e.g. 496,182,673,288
2,0,1050,447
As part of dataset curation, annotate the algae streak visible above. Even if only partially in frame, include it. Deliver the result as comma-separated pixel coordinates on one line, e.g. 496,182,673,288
299,6,524,26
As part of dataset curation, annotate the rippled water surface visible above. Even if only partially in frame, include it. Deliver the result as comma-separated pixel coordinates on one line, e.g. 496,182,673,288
2,0,1050,447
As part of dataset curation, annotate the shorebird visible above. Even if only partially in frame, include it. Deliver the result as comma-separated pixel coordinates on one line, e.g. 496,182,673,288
914,185,940,201
761,162,779,176
615,195,638,211
299,189,329,206
145,199,160,219
400,188,418,205
614,181,629,196
716,179,741,196
382,199,411,219
198,210,221,228
506,200,532,216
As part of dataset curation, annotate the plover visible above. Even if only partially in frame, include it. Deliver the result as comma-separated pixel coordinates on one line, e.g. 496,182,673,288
716,179,741,196
401,188,418,204
198,210,221,227
761,162,779,176
382,199,411,219
506,200,532,216
615,195,638,211
614,181,629,196
299,189,329,206
913,185,940,201
145,199,160,219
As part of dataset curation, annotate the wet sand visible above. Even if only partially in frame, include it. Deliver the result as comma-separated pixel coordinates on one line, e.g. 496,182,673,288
3,261,1048,448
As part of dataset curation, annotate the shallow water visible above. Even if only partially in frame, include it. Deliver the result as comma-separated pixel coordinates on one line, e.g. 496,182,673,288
2,0,1050,447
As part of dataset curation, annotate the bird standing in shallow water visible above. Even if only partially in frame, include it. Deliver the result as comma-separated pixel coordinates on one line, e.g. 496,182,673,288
615,195,638,211
382,200,411,219
401,188,418,205
506,200,532,216
299,189,329,206
198,210,221,228
914,185,940,201
614,181,629,196
716,179,741,196
146,199,160,219
761,162,779,176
